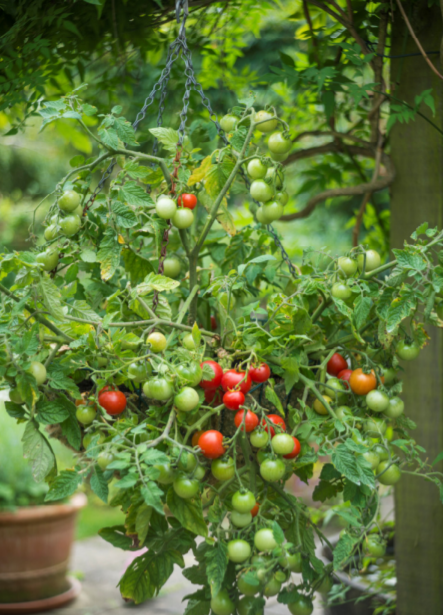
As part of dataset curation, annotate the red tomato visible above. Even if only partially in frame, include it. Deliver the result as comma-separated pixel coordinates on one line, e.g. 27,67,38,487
98,385,115,395
192,430,205,447
223,390,245,411
198,430,226,459
262,414,286,438
211,315,217,331
349,368,377,395
283,436,301,459
327,353,348,376
221,369,252,394
250,502,260,517
204,388,222,404
177,193,197,209
337,368,353,388
249,363,271,383
234,410,259,432
200,360,223,390
98,390,127,415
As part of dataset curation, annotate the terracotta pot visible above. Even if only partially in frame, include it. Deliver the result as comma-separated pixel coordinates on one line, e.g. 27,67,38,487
0,493,86,605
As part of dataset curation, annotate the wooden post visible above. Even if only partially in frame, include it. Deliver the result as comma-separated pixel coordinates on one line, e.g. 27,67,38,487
390,3,443,613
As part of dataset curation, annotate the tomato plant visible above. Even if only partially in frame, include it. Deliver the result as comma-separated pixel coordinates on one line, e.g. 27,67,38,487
2,91,443,615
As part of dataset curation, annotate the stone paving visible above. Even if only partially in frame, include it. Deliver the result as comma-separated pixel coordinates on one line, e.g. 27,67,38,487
50,536,328,615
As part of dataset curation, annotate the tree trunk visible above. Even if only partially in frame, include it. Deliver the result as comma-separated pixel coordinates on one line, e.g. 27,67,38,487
390,5,443,614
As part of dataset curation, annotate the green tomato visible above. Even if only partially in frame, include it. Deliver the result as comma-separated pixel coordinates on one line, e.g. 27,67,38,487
148,377,174,401
172,208,194,229
250,180,274,203
269,150,289,162
220,114,238,132
260,201,284,223
254,528,277,552
247,158,267,179
365,535,386,557
260,458,286,482
238,596,264,615
256,207,267,224
58,190,81,212
383,396,404,419
173,476,199,499
363,450,380,469
231,510,252,528
287,552,303,573
326,377,347,402
396,340,420,361
211,589,235,615
28,361,47,385
287,595,314,615
338,256,358,277
238,574,258,597
193,465,206,480
177,451,197,472
357,250,381,272
227,539,251,563
265,166,284,189
255,110,278,133
97,451,114,470
232,490,256,513
182,333,196,350
331,282,352,300
264,577,282,597
366,390,390,413
9,388,24,404
211,457,235,481
76,404,96,425
365,417,387,438
155,462,176,485
44,224,59,241
317,575,333,594
250,429,269,448
268,131,291,154
163,256,182,279
128,362,152,383
373,443,389,461
271,433,296,455
147,331,167,353
71,204,83,217
377,461,401,485
276,191,289,206
335,405,352,421
219,292,236,311
381,366,397,384
176,363,202,387
155,197,177,219
60,214,81,237
36,248,59,272
83,431,105,449
174,387,200,412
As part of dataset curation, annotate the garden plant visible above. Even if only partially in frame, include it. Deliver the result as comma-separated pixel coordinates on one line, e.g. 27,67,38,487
1,2,443,615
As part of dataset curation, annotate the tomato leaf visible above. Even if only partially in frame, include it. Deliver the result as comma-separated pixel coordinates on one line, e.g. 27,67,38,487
136,504,153,544
122,248,154,285
97,228,121,281
205,541,228,598
22,419,56,482
45,469,81,502
166,488,208,537
38,275,64,320
90,465,109,503
99,525,134,550
141,481,164,515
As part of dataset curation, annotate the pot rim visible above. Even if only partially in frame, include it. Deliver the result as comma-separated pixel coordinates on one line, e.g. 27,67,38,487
0,493,87,524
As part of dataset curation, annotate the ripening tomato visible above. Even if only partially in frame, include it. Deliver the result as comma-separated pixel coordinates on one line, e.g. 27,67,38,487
250,502,260,517
198,430,225,459
262,414,286,438
200,360,223,390
327,353,348,376
204,388,222,405
223,390,245,411
177,193,197,209
234,410,259,432
283,436,301,459
337,368,353,387
99,390,127,415
191,430,205,447
249,363,271,383
221,369,252,394
211,315,217,330
349,368,377,395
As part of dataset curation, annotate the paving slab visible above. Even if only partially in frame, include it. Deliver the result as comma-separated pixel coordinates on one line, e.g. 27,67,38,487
44,537,328,615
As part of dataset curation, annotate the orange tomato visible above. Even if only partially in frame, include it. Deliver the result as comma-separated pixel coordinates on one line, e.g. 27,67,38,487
192,430,205,447
349,368,377,395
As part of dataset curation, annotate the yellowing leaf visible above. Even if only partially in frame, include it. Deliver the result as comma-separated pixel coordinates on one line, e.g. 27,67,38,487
188,156,212,186
217,198,236,236
118,234,126,244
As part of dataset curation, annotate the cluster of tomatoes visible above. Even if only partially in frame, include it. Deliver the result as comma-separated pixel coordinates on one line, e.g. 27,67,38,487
220,109,290,224
155,191,198,229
